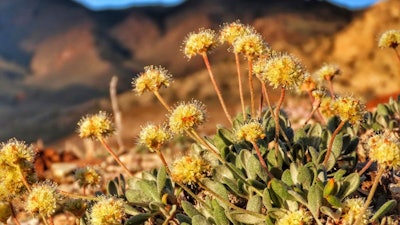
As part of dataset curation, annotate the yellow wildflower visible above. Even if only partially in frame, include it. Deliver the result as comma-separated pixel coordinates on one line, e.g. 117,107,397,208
132,65,172,95
78,111,114,139
378,30,400,49
171,155,211,185
138,123,171,152
183,28,218,59
168,100,206,134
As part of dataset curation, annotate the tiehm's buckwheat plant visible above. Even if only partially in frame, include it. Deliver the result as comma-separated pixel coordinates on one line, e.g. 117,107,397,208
2,22,400,225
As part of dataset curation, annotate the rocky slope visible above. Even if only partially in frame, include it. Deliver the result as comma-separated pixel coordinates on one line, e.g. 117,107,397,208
0,0,398,144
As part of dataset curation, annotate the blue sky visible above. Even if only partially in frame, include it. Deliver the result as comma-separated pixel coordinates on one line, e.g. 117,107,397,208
73,0,380,10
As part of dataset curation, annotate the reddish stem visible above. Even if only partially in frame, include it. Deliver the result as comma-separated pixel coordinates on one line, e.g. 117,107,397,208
323,120,346,167
235,52,246,120
98,137,133,177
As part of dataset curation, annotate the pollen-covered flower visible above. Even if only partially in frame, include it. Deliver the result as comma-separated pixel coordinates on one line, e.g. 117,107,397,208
78,111,114,139
255,53,306,89
132,65,172,95
232,33,269,58
74,167,102,188
235,121,265,143
138,123,171,152
183,28,218,59
341,198,371,225
300,75,317,93
368,133,400,169
27,181,59,217
378,30,400,49
331,96,365,125
315,64,340,82
90,196,125,225
319,96,335,119
171,155,211,185
168,100,206,134
276,208,313,225
0,138,35,166
219,21,253,45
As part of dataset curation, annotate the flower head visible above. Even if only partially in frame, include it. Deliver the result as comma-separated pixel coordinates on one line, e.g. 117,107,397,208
27,181,59,217
368,133,400,169
341,198,371,225
171,155,211,185
0,138,35,166
168,100,206,134
331,96,365,125
235,121,265,143
90,196,125,225
378,30,400,49
138,123,171,152
255,53,306,89
183,28,218,59
132,65,172,95
315,64,340,82
78,111,114,139
300,75,317,93
319,96,335,119
276,208,313,225
219,21,253,45
232,33,269,58
74,167,102,188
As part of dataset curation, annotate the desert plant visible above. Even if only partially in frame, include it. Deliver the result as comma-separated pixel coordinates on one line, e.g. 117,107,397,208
1,21,400,225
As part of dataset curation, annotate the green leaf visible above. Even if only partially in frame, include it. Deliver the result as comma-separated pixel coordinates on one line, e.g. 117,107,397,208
308,183,323,218
288,190,307,206
107,180,119,196
262,189,273,210
297,165,313,189
137,180,160,202
125,189,152,203
157,166,167,194
203,179,229,206
325,195,342,208
247,154,262,180
271,179,291,202
371,200,397,222
246,195,262,213
337,173,360,200
320,206,340,221
182,201,201,218
125,213,152,225
281,169,293,186
192,215,211,225
230,211,265,224
176,213,192,224
212,200,229,225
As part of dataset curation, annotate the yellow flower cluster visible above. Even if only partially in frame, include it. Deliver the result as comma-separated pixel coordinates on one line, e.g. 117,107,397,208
378,30,400,49
341,198,371,225
235,121,265,143
27,181,59,216
138,123,171,152
168,100,206,134
314,64,340,82
232,33,268,58
219,21,253,45
74,167,102,188
276,208,313,225
368,133,400,169
132,65,172,95
78,111,114,139
183,28,218,59
0,139,36,201
0,201,11,223
171,156,211,185
90,196,125,225
254,53,306,89
331,96,365,125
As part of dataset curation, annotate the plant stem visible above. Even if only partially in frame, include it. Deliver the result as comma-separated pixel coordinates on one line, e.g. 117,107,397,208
304,98,321,125
40,214,50,225
353,166,385,225
327,79,335,99
189,130,224,162
393,48,400,64
251,141,274,179
261,82,273,117
247,57,255,118
235,52,246,120
153,90,171,112
323,120,346,167
274,87,286,156
17,165,31,192
58,190,99,201
98,137,133,177
358,159,373,176
9,202,21,225
201,53,232,124
156,150,171,174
